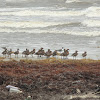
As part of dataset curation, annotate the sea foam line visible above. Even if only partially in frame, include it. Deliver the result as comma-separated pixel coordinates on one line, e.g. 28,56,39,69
0,28,100,36
0,6,100,18
0,9,84,17
0,21,64,28
82,19,100,27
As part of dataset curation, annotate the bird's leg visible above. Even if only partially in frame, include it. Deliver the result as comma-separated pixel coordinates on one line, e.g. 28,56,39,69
17,54,18,58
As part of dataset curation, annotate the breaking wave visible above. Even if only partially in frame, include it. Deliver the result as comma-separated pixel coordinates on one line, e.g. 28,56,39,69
65,0,98,4
66,0,81,3
0,6,100,18
82,19,100,27
45,22,82,29
0,6,100,37
0,21,63,28
0,27,100,36
85,6,100,17
0,9,84,17
0,21,84,29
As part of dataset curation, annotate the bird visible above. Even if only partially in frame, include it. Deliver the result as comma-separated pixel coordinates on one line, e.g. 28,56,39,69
61,49,69,59
82,51,87,59
35,48,45,57
25,49,30,58
29,49,35,57
56,47,64,52
72,50,78,59
52,50,58,57
45,49,52,58
14,49,19,58
22,48,29,58
7,49,13,58
2,48,8,58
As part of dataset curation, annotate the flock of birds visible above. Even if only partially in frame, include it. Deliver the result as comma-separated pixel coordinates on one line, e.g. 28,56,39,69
1,47,87,59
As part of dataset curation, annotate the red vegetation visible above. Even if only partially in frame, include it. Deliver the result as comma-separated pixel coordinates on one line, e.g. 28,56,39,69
0,58,100,97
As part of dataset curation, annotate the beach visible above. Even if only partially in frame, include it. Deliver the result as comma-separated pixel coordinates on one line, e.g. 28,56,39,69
0,58,100,100
0,1,100,59
0,0,100,100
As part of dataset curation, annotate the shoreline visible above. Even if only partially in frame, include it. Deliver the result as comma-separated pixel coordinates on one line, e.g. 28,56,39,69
0,55,100,61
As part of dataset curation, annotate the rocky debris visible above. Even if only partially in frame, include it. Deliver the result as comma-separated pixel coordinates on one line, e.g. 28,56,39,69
62,93,100,100
0,90,25,100
0,75,4,85
25,96,32,100
6,85,22,94
94,85,100,94
0,59,99,100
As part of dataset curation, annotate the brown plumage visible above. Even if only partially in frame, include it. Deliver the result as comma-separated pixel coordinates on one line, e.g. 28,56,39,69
14,49,19,58
7,49,12,58
61,49,69,59
22,48,29,58
30,49,35,57
45,49,52,58
72,50,78,59
82,51,87,59
25,49,30,57
35,48,45,57
2,48,8,58
52,50,58,57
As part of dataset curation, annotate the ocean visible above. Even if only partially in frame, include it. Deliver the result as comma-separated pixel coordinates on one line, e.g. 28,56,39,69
0,0,100,59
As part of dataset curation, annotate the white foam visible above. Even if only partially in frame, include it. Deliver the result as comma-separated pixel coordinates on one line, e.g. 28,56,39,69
66,0,98,4
85,6,100,17
0,21,63,28
66,0,81,3
1,6,100,18
0,28,100,36
0,9,84,17
82,19,100,27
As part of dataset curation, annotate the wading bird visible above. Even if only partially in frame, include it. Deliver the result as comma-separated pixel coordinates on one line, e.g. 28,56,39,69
30,49,35,57
2,48,8,58
72,50,78,59
56,47,64,52
82,51,87,59
45,49,52,58
14,49,19,58
61,49,69,59
7,49,13,58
